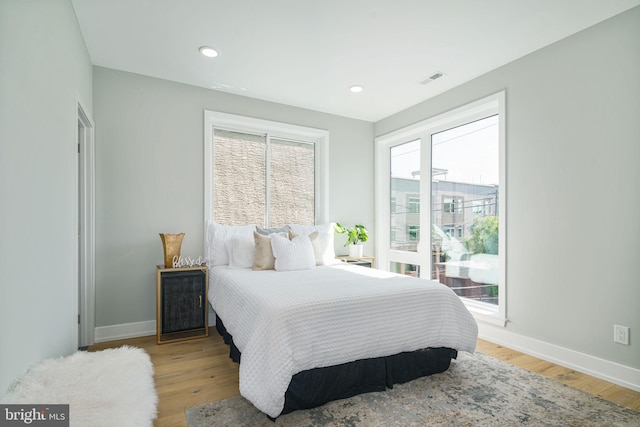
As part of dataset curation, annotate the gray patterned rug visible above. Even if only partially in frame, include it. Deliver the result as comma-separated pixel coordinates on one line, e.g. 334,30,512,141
185,352,639,426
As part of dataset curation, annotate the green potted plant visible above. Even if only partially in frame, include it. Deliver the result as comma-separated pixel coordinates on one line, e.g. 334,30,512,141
335,223,369,258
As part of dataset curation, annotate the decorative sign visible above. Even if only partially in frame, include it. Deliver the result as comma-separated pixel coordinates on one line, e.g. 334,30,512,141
172,255,205,268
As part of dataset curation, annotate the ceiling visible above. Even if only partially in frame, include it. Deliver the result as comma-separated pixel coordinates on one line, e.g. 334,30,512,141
71,0,640,122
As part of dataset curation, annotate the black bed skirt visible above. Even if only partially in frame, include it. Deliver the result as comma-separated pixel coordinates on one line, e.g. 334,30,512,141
215,315,457,416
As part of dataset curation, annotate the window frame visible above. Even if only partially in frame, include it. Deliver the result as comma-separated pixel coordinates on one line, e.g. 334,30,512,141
204,110,330,226
375,91,506,326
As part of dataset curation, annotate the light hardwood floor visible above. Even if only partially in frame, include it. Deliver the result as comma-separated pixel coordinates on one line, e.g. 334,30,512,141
90,333,640,426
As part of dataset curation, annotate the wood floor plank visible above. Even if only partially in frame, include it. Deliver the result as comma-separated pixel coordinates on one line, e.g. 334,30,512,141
89,335,640,426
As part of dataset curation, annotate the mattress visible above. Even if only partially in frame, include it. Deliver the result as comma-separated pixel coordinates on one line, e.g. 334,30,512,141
208,263,478,417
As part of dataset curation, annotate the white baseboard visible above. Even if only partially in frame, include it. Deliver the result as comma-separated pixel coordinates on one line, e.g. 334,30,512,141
94,315,218,343
94,320,156,343
478,322,640,392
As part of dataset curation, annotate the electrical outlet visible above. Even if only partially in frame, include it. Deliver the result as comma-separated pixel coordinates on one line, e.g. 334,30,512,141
613,325,629,345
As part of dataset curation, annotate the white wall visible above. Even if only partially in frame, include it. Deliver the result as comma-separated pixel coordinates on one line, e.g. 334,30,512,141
0,0,93,392
376,7,640,377
92,67,374,328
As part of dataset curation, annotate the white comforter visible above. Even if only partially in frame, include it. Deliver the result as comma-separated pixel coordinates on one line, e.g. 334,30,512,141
208,263,478,417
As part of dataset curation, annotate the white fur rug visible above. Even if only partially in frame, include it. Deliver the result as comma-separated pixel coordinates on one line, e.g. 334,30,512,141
2,346,157,427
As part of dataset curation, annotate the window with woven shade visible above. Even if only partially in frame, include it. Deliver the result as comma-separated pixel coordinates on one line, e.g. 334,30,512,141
204,111,329,227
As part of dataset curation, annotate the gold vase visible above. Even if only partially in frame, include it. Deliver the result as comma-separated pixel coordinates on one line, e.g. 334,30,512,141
159,233,185,268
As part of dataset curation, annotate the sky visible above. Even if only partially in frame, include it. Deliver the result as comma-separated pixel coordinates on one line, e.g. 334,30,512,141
391,115,499,185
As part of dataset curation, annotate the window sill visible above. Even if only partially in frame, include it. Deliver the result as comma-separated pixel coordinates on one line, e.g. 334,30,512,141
462,298,506,327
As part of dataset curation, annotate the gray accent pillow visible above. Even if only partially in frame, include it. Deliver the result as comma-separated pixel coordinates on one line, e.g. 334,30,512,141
256,225,290,236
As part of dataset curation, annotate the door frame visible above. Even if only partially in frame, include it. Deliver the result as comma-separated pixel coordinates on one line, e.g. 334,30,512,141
77,98,95,348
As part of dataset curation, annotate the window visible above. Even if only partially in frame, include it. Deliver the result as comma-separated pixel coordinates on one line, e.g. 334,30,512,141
408,197,420,213
204,111,329,227
432,115,500,307
472,200,484,215
390,261,420,277
269,138,315,227
408,225,420,241
443,198,456,213
211,130,266,225
375,91,506,326
443,225,455,237
390,139,420,253
442,196,463,214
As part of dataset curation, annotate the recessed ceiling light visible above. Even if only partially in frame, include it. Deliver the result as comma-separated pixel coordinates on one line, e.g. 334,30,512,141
349,85,364,93
199,46,218,58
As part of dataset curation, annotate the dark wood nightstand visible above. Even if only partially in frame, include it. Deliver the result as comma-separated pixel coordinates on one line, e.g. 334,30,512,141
156,265,209,344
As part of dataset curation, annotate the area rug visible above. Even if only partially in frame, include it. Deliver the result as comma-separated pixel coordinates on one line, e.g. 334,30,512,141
186,351,639,426
2,346,157,427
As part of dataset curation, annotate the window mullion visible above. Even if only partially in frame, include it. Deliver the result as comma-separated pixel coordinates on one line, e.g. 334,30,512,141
420,133,431,278
265,133,271,228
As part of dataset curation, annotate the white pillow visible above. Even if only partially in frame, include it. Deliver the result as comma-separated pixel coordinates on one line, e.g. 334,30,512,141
288,223,338,265
226,236,255,269
270,234,316,271
205,221,256,266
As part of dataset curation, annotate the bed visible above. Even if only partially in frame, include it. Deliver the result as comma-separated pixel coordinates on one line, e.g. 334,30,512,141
205,222,478,418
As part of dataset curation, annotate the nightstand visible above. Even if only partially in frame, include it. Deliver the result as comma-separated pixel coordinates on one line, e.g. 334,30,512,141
336,255,376,268
156,265,209,344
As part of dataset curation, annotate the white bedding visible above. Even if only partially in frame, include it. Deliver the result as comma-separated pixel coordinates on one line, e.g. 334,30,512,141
208,263,478,417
